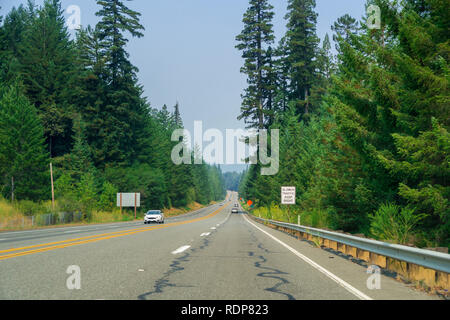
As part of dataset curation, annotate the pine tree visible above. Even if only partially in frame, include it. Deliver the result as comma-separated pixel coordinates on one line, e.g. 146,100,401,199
94,0,148,165
331,14,359,52
173,102,183,127
73,25,108,166
310,33,335,109
263,46,278,127
75,25,106,76
331,0,449,246
18,0,76,157
0,82,49,201
272,36,291,114
96,0,144,87
236,0,275,129
69,116,95,181
319,33,334,81
0,2,36,84
284,0,320,116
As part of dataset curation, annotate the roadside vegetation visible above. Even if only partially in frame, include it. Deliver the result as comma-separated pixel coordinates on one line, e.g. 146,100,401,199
0,0,226,231
237,0,449,249
0,196,216,231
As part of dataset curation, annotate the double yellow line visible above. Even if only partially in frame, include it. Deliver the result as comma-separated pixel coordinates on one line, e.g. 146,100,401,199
0,203,230,261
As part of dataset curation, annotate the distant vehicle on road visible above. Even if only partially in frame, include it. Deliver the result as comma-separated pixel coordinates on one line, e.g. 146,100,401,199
144,210,164,224
231,208,238,214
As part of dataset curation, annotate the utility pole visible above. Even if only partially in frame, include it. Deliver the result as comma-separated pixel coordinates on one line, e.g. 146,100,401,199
11,176,14,203
50,163,55,211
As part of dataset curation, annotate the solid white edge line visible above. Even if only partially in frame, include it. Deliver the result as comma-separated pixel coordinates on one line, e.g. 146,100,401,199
243,214,373,301
171,245,191,255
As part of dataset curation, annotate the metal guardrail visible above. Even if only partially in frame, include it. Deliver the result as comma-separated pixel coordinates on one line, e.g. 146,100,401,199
251,216,450,274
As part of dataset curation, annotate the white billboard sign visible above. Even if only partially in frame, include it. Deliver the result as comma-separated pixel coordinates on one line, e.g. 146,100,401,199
117,193,141,208
281,187,296,205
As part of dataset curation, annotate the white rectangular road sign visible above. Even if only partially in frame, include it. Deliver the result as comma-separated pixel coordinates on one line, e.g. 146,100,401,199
117,193,141,208
281,187,296,205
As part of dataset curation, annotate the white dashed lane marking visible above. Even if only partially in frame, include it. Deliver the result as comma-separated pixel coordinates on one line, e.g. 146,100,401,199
171,245,191,255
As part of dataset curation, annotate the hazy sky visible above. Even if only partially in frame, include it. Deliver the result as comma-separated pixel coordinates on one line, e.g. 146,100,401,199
1,0,367,172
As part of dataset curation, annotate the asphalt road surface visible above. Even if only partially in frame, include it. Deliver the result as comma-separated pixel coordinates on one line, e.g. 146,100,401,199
0,192,439,300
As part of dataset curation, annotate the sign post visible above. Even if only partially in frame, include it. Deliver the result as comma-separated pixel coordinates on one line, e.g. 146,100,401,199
120,193,123,214
117,193,140,218
281,186,296,223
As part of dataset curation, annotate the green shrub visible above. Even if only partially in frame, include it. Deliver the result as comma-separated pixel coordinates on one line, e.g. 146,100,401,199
78,172,98,215
369,203,427,244
98,181,118,211
17,200,47,216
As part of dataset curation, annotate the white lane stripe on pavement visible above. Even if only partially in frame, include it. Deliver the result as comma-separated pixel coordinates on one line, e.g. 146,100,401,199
243,214,373,301
171,245,191,255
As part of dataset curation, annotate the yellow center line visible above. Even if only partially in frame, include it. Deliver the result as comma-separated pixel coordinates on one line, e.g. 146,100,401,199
0,203,230,261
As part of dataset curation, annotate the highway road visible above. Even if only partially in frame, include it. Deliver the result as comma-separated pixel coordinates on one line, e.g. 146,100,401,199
0,192,439,300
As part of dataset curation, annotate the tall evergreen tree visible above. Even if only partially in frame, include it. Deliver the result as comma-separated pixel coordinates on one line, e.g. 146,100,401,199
236,0,275,129
173,102,183,127
284,0,320,116
331,14,359,52
18,0,76,157
96,0,144,87
0,82,49,201
73,25,108,166
272,36,291,114
69,116,95,180
318,33,334,81
0,2,36,84
94,0,148,165
331,0,449,246
0,0,227,214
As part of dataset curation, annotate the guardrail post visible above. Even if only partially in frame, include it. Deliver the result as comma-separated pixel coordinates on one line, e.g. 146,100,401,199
370,252,387,268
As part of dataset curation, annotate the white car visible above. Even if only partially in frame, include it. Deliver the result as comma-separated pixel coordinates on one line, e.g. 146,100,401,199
144,210,164,224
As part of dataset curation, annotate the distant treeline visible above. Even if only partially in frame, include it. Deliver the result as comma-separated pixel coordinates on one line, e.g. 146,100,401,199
0,0,226,215
223,172,243,192
236,0,448,248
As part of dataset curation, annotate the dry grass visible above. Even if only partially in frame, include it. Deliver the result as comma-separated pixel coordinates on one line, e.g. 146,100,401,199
163,202,207,217
91,209,135,223
0,198,215,231
0,197,135,231
0,198,29,230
